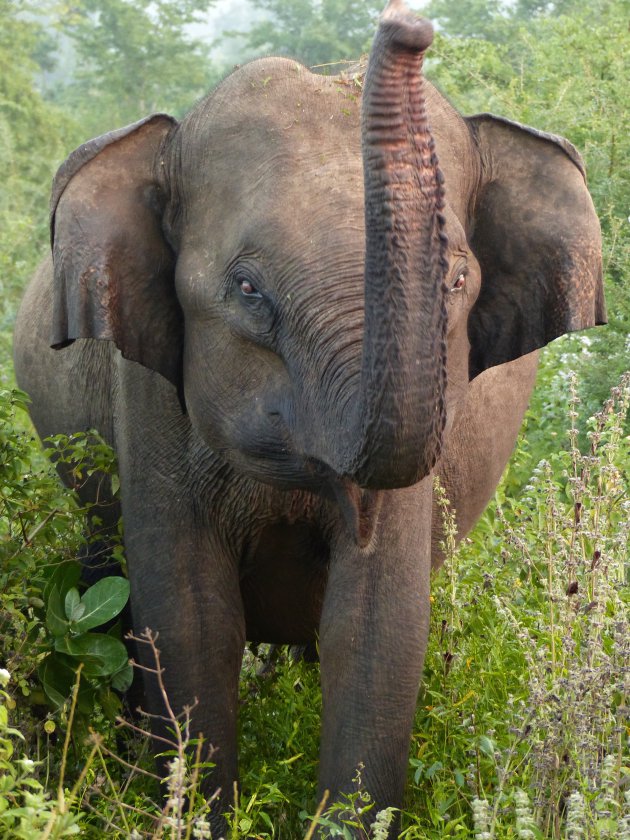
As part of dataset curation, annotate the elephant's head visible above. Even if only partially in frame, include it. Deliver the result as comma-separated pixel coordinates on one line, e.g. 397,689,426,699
49,1,605,504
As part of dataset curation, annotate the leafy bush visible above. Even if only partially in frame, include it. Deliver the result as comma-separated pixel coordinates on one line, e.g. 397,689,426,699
0,669,82,839
1,389,130,728
39,566,132,711
427,0,630,479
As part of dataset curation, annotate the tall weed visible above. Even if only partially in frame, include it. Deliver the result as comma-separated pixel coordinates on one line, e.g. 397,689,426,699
412,373,629,837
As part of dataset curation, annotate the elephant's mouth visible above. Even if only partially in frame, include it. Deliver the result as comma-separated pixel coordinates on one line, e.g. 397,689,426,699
329,478,384,549
301,457,384,548
233,443,383,547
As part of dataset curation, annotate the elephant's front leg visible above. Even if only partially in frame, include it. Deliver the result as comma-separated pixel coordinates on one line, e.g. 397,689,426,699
318,479,432,835
123,508,245,832
115,371,246,832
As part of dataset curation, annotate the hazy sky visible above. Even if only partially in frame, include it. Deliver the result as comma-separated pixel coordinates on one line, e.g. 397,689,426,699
190,0,261,64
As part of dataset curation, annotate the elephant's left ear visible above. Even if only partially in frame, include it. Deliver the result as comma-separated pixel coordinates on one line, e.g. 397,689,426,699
50,114,183,391
465,114,606,380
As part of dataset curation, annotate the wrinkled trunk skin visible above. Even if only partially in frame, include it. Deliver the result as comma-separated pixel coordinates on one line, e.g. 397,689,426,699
342,0,448,490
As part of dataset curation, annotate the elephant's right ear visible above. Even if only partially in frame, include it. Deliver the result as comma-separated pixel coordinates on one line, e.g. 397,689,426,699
465,114,606,380
51,114,183,391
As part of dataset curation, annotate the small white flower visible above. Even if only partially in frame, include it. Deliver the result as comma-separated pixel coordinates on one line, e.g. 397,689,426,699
193,817,212,839
472,797,492,839
0,668,10,687
371,807,396,840
19,757,35,771
566,791,586,839
618,790,630,840
514,789,537,839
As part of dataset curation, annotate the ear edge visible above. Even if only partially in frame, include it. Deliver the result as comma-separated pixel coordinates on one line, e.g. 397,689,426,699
50,113,177,246
466,112,586,180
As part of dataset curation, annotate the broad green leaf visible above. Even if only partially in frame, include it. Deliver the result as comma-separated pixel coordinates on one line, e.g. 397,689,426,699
99,688,123,721
425,760,443,778
478,735,496,758
64,587,84,622
111,662,134,692
46,586,69,638
54,633,128,677
38,654,76,709
76,683,98,716
72,577,130,633
106,619,123,640
259,812,274,831
43,562,81,605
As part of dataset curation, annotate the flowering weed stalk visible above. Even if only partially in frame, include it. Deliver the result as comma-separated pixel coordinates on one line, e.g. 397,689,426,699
486,374,628,837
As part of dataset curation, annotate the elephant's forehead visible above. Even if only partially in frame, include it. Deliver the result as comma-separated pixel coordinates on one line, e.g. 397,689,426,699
176,56,473,228
179,57,364,190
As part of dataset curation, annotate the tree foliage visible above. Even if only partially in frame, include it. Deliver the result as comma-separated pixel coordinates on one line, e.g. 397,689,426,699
0,1,71,353
55,0,218,133
241,0,384,66
424,0,507,41
423,0,606,41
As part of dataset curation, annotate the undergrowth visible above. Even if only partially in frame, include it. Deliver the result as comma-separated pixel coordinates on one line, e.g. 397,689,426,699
409,372,629,837
0,373,628,838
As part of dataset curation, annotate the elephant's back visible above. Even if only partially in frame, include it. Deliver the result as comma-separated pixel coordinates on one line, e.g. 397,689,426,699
13,255,117,447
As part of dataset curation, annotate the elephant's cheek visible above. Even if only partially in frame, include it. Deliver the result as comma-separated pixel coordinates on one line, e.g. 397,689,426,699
185,391,228,453
185,382,305,485
442,330,472,434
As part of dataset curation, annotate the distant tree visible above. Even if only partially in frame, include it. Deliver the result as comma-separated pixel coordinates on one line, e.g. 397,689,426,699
0,1,65,195
0,0,71,334
423,0,592,42
56,0,219,133
424,0,507,41
241,0,385,67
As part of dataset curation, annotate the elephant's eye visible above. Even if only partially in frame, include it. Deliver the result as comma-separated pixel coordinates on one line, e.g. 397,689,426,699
239,278,263,299
451,271,467,292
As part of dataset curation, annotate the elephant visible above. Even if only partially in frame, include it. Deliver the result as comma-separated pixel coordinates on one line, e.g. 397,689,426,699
13,1,605,835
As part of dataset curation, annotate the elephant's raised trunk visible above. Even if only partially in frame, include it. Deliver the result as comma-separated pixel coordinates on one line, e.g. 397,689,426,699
343,0,448,489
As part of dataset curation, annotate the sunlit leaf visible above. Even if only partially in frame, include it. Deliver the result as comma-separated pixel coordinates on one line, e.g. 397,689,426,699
71,577,130,633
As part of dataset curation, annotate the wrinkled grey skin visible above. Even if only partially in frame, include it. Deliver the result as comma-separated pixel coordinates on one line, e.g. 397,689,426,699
14,1,604,835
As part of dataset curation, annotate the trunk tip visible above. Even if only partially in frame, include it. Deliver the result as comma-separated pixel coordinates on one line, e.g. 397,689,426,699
380,0,434,53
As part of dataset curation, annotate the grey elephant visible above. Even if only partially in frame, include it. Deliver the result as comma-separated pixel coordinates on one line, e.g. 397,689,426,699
14,0,605,835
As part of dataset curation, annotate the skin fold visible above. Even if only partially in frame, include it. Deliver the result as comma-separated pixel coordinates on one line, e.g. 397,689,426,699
13,1,604,835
